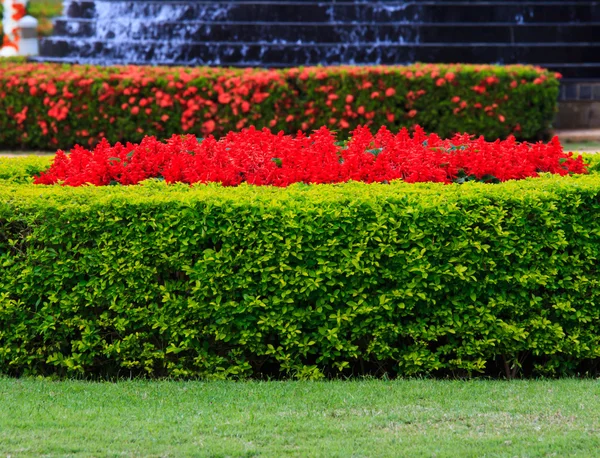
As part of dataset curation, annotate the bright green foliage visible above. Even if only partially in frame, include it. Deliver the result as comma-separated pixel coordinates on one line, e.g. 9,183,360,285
1,159,600,379
0,156,52,183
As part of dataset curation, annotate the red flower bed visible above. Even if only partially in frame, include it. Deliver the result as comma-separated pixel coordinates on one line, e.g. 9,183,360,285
34,126,586,187
1,60,559,150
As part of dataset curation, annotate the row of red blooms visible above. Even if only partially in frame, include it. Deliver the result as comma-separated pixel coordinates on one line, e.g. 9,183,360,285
34,126,587,187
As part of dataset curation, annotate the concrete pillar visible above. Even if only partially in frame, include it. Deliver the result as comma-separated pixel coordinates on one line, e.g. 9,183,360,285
0,0,29,57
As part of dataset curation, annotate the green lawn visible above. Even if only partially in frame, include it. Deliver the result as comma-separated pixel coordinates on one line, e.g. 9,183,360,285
1,379,599,457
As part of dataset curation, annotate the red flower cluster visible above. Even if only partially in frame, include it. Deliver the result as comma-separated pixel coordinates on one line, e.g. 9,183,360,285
1,61,560,150
34,126,586,187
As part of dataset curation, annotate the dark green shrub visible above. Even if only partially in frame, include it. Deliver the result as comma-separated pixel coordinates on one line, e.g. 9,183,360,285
0,59,559,150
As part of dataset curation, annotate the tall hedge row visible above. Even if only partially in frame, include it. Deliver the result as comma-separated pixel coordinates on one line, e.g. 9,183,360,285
1,157,600,379
0,59,559,150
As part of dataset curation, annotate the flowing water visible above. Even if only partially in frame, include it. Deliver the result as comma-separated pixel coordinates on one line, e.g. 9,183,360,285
37,0,600,80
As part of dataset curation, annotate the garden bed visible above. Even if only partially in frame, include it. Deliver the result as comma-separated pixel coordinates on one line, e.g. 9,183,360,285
1,148,599,379
33,127,586,186
0,60,559,150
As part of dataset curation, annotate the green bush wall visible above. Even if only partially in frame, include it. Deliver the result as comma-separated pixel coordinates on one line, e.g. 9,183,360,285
1,157,600,379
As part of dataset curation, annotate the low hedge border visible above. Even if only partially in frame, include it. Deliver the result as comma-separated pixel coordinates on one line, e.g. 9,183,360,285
0,156,52,183
0,59,559,150
1,160,600,379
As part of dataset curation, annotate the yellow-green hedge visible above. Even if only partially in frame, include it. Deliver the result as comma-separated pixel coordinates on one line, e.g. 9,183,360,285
1,156,599,379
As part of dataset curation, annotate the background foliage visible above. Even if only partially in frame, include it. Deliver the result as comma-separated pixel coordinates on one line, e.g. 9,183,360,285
0,0,62,42
0,60,560,150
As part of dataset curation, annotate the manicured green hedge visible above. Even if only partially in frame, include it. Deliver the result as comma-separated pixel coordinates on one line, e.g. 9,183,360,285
0,156,52,183
1,160,600,379
0,59,559,150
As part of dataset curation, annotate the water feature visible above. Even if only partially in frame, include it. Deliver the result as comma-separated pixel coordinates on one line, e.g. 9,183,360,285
38,0,600,80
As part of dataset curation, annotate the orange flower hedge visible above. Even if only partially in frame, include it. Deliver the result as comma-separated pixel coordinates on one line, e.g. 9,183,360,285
0,58,560,150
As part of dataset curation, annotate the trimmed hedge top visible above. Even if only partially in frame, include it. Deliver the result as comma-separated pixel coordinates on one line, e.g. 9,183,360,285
0,59,559,150
0,156,52,184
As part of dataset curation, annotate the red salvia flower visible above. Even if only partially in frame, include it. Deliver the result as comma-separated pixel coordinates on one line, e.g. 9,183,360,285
34,126,587,187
